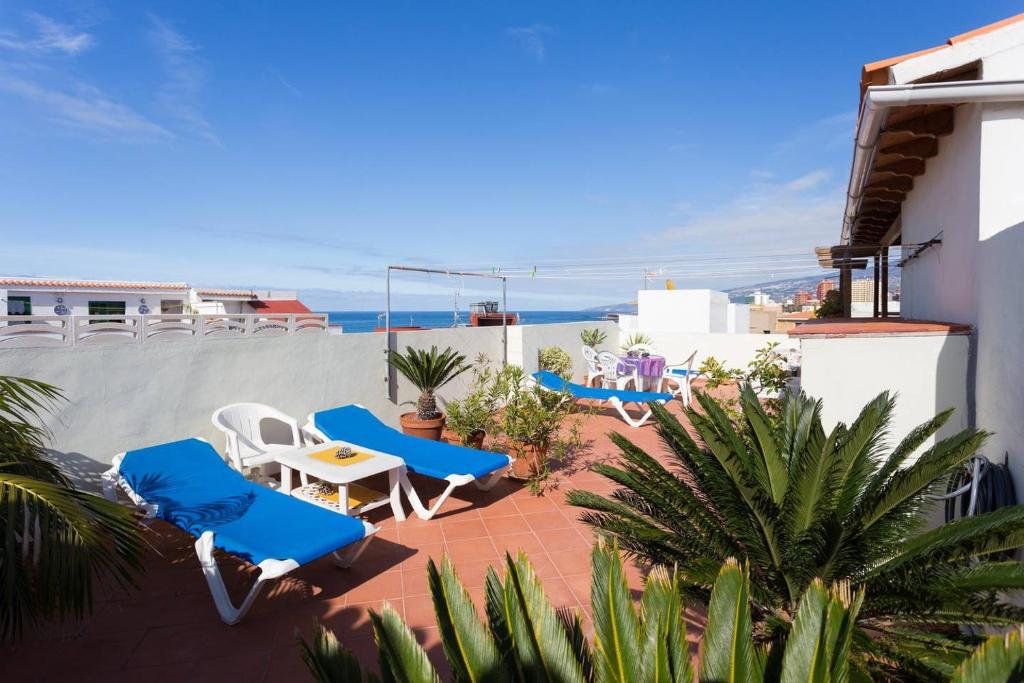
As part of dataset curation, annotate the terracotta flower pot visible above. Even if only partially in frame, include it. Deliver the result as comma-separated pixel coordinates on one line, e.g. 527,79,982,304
508,442,547,480
400,412,446,441
441,428,485,449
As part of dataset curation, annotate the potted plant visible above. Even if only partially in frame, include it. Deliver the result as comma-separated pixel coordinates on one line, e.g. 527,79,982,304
388,345,470,440
619,331,653,357
441,356,498,448
496,366,572,479
580,328,607,349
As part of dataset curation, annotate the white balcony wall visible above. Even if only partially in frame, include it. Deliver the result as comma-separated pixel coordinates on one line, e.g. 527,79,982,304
0,325,524,486
799,332,970,464
629,331,797,370
508,320,619,382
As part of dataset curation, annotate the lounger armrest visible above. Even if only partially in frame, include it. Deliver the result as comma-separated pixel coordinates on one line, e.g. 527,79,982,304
102,453,159,518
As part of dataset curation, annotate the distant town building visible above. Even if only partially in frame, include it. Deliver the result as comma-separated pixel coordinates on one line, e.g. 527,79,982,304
816,279,836,301
851,278,874,304
0,278,311,317
751,291,772,306
794,290,812,306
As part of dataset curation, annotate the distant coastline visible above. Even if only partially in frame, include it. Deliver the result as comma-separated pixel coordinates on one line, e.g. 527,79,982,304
324,310,608,333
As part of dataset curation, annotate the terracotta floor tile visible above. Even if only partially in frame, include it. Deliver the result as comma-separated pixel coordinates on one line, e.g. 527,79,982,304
490,531,546,557
477,497,522,518
481,514,529,536
523,510,573,532
440,517,489,541
444,537,499,563
513,493,559,513
562,572,594,606
2,399,713,677
548,549,593,577
537,526,590,551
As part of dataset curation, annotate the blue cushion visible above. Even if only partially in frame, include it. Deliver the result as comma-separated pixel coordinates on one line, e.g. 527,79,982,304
119,439,367,566
313,406,510,481
666,368,695,376
533,371,673,403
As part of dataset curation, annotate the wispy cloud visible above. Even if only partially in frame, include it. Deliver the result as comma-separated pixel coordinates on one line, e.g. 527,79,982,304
0,12,94,56
655,173,843,255
268,66,301,97
784,169,831,192
506,23,551,61
0,73,171,138
148,15,218,144
184,225,386,258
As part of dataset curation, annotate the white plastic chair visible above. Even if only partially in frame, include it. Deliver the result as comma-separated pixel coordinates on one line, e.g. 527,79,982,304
211,402,305,486
597,351,638,391
660,350,698,406
581,346,603,387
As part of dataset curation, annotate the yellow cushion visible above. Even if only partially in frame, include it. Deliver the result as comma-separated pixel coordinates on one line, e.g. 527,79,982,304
311,483,386,510
307,446,374,467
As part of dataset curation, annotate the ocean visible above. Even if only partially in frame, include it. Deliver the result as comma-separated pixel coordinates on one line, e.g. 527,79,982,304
325,310,609,333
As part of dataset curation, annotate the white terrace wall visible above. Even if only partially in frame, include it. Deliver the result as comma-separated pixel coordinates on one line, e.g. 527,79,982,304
629,330,797,371
0,325,520,487
508,320,619,383
798,331,970,462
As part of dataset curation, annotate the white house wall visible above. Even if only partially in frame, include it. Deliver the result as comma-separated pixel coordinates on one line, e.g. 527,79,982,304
898,103,982,325
799,333,970,462
975,100,1024,492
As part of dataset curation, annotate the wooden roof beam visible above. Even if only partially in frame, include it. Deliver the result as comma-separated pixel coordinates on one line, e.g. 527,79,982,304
865,175,914,193
874,158,927,177
862,188,907,203
879,137,939,159
883,107,955,137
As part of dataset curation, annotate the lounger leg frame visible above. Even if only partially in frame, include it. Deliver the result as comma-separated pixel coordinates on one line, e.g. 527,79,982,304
606,397,664,429
194,531,290,626
399,473,474,521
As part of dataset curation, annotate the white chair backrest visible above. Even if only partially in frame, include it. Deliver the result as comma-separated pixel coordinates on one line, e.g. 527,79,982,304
582,346,600,372
213,403,270,448
682,349,697,372
597,351,623,380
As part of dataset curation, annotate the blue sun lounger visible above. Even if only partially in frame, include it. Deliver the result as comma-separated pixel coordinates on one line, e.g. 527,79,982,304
101,438,377,625
303,405,512,521
532,370,674,428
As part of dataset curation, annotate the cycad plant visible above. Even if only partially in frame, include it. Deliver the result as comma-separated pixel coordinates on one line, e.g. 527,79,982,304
299,542,865,682
0,376,144,641
389,345,470,419
568,385,1024,679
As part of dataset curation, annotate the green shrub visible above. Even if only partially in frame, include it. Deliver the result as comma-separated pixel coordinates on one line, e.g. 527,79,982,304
569,388,1024,679
538,346,573,380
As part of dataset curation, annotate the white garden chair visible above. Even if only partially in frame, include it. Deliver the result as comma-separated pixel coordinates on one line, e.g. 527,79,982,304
659,350,698,406
597,350,638,391
211,402,305,486
581,346,603,387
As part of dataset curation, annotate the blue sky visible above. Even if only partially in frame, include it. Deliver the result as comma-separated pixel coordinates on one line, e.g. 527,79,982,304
1,1,1018,309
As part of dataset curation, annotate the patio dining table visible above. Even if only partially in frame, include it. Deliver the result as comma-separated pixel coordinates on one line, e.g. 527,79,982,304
617,353,666,391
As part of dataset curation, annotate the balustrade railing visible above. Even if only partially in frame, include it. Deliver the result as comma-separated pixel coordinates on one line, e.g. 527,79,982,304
0,313,329,348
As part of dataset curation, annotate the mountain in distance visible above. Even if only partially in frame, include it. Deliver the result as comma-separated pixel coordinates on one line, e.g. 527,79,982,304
583,301,638,313
587,271,902,310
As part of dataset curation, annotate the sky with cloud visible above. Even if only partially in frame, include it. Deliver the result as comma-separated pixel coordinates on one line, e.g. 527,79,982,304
0,1,1018,310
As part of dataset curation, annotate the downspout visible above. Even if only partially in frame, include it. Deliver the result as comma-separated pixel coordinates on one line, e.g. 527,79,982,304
842,79,1024,245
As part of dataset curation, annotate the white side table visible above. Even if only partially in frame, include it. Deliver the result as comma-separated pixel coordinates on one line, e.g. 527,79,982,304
275,440,407,520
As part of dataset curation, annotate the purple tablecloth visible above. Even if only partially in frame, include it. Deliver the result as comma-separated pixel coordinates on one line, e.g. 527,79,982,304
617,354,666,378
